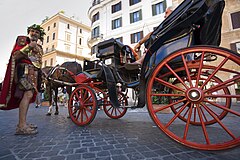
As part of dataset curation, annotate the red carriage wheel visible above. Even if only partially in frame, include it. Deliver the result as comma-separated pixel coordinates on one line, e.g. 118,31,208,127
103,92,128,119
146,46,240,150
170,72,231,125
68,85,97,126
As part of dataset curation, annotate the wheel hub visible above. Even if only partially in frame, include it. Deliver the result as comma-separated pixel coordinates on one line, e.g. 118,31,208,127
186,88,203,102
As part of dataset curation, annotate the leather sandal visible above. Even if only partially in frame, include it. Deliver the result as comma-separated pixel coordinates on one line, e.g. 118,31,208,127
17,123,37,129
27,123,37,129
15,126,38,135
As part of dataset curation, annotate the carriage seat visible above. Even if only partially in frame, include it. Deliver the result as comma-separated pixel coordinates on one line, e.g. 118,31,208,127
123,63,141,70
74,70,101,83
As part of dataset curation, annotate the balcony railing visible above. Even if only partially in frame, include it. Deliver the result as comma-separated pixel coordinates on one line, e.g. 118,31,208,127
44,48,56,54
92,0,101,7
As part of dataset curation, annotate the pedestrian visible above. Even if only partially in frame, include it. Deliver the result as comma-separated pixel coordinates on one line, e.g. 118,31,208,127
35,83,45,108
0,24,45,135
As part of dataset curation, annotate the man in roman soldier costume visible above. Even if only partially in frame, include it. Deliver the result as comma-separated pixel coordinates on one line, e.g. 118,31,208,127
0,24,45,135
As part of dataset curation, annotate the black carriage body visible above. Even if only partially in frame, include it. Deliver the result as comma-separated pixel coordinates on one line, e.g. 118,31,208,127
137,0,225,107
97,38,124,67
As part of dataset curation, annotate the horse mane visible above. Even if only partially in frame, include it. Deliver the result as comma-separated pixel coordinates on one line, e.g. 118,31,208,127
60,61,82,75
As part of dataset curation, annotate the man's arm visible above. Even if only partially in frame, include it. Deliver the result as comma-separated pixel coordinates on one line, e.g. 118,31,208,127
134,32,153,52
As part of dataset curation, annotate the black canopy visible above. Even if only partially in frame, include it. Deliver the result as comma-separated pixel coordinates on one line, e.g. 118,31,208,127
146,0,225,53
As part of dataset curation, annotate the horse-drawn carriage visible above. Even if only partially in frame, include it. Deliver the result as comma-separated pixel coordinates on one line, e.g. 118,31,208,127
46,0,240,150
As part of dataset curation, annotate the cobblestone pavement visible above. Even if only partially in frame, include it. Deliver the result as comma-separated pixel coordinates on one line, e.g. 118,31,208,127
0,103,239,160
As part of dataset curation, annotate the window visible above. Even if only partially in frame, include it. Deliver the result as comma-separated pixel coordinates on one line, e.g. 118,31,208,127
78,48,83,55
52,45,55,50
116,37,123,43
230,42,240,54
46,36,49,43
47,26,50,31
112,2,121,13
67,24,70,29
92,12,99,23
152,1,166,16
112,17,122,29
46,47,48,53
65,45,70,52
129,0,141,6
130,31,143,43
130,10,142,23
79,28,82,33
91,45,98,55
52,33,55,40
79,38,82,45
92,26,100,38
50,58,53,66
231,11,240,29
44,60,47,67
66,34,71,41
53,23,56,28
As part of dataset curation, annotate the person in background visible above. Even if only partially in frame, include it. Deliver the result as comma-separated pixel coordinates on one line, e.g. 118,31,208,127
0,24,45,135
35,83,44,108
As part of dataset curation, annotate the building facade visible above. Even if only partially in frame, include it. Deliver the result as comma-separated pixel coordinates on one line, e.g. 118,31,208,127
41,12,91,67
88,0,173,56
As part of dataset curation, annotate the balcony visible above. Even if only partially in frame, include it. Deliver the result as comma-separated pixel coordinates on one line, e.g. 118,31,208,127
92,0,101,7
44,48,56,54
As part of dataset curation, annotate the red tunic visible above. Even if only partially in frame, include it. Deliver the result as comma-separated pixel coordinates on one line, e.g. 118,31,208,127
0,36,37,110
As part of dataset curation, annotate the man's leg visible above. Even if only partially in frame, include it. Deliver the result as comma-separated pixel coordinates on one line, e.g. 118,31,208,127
18,90,33,128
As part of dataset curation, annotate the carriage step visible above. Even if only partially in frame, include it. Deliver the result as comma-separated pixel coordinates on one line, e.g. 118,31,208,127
120,105,143,108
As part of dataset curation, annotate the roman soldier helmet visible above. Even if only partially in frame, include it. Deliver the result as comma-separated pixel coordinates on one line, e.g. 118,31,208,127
27,24,46,41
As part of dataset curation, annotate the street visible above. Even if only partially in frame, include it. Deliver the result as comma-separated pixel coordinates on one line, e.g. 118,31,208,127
0,104,240,160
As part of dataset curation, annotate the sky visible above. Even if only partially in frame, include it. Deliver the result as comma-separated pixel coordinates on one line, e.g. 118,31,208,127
0,0,91,81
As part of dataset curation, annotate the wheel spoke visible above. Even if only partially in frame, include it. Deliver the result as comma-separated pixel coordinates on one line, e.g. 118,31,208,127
80,109,84,123
196,104,210,144
83,95,91,104
165,101,189,128
165,63,188,89
201,103,237,139
152,93,185,97
183,103,193,140
181,54,193,87
155,77,185,92
75,109,81,121
83,106,91,113
196,51,205,87
205,100,240,117
193,107,197,122
84,102,94,106
205,75,240,94
200,107,209,122
182,107,190,119
154,98,187,113
83,109,89,120
200,57,229,90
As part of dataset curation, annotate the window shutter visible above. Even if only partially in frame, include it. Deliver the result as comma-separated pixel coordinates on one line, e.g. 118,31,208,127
140,31,143,39
152,4,156,16
130,13,133,23
120,17,122,27
163,0,167,12
230,43,237,53
129,0,132,6
139,9,142,20
131,34,134,43
112,20,114,29
231,11,240,29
